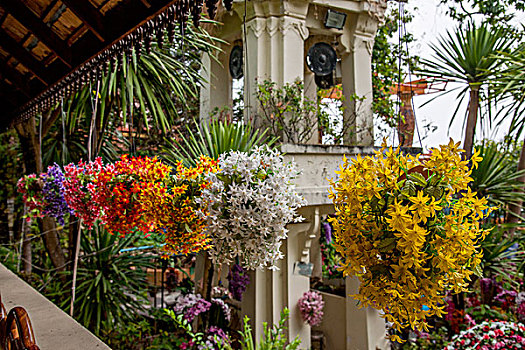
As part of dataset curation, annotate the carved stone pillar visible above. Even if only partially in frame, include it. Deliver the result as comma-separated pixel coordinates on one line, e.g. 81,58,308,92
339,12,379,146
200,46,232,123
241,1,310,142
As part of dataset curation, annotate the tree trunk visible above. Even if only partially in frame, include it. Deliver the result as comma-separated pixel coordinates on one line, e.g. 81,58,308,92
22,226,32,275
506,134,525,234
463,85,480,160
15,118,67,272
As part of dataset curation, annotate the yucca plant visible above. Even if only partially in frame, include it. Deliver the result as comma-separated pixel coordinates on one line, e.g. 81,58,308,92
492,44,525,137
162,119,277,167
49,21,223,160
479,223,525,287
470,141,525,215
419,21,515,158
52,227,153,336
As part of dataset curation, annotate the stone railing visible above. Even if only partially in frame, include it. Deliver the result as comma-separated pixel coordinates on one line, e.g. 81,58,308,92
0,263,110,350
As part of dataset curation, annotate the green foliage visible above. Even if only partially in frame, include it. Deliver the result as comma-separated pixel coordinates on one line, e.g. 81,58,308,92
45,21,222,163
162,119,277,167
493,44,525,138
440,0,525,29
419,21,515,129
479,224,525,285
169,308,301,350
103,311,185,350
470,141,525,215
400,327,449,350
254,80,322,144
371,4,419,127
235,308,301,350
49,227,153,336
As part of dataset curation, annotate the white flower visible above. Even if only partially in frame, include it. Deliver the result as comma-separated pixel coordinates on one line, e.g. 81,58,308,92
201,146,306,270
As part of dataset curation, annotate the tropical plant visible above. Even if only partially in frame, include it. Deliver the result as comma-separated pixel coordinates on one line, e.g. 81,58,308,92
493,44,525,138
254,79,322,144
479,224,525,286
419,21,515,158
492,45,525,228
57,23,222,159
52,227,153,335
470,141,525,216
162,119,276,167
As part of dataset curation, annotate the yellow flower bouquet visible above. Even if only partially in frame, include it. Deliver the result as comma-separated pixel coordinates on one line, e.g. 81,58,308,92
328,140,490,340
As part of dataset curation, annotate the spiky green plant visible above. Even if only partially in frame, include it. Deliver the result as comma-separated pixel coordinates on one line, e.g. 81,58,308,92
470,142,525,214
419,21,515,158
162,119,277,167
51,227,153,335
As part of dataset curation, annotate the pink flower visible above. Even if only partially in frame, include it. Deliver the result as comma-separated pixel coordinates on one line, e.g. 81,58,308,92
298,290,324,326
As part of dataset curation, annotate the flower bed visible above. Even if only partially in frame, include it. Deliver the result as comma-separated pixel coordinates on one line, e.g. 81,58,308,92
446,320,525,349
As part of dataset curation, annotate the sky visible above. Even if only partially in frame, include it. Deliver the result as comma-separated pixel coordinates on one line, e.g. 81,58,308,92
386,0,524,149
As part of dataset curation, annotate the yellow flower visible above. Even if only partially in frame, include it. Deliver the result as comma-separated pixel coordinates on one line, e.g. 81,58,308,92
329,139,491,336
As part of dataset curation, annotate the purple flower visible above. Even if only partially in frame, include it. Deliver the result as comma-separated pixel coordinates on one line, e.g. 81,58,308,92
173,293,211,322
42,164,73,225
227,264,250,301
322,222,332,244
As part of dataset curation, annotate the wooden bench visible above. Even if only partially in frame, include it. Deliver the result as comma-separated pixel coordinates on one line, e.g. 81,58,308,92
0,293,40,350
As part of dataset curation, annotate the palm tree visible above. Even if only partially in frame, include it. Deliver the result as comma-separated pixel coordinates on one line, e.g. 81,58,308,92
491,44,525,230
420,21,515,159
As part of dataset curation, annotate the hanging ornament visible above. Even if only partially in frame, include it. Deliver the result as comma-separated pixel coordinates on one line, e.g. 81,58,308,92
206,0,218,19
192,0,203,27
223,0,233,12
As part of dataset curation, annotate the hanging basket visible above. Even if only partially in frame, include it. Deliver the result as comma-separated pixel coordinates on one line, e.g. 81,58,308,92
328,139,491,340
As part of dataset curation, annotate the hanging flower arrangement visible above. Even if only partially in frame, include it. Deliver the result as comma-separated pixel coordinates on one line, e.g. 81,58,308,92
17,174,45,219
92,155,172,236
200,146,306,270
155,156,218,255
21,155,216,256
328,140,491,340
298,290,325,326
63,158,105,228
18,164,72,225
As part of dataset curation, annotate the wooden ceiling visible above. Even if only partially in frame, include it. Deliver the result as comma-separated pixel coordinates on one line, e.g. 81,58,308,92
0,0,184,130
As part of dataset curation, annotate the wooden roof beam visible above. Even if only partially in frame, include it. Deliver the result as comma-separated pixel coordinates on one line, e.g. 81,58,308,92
0,30,56,85
70,0,176,66
0,61,35,97
0,81,27,106
61,0,105,41
0,0,72,67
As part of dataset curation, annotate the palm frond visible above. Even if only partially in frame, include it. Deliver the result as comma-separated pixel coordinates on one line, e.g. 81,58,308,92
162,119,278,167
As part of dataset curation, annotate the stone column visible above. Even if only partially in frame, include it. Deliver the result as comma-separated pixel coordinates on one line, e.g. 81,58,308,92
345,276,388,350
199,48,232,124
339,12,378,146
241,1,309,141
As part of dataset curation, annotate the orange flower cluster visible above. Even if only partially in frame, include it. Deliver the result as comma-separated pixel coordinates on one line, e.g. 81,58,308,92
94,155,172,237
156,156,218,255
